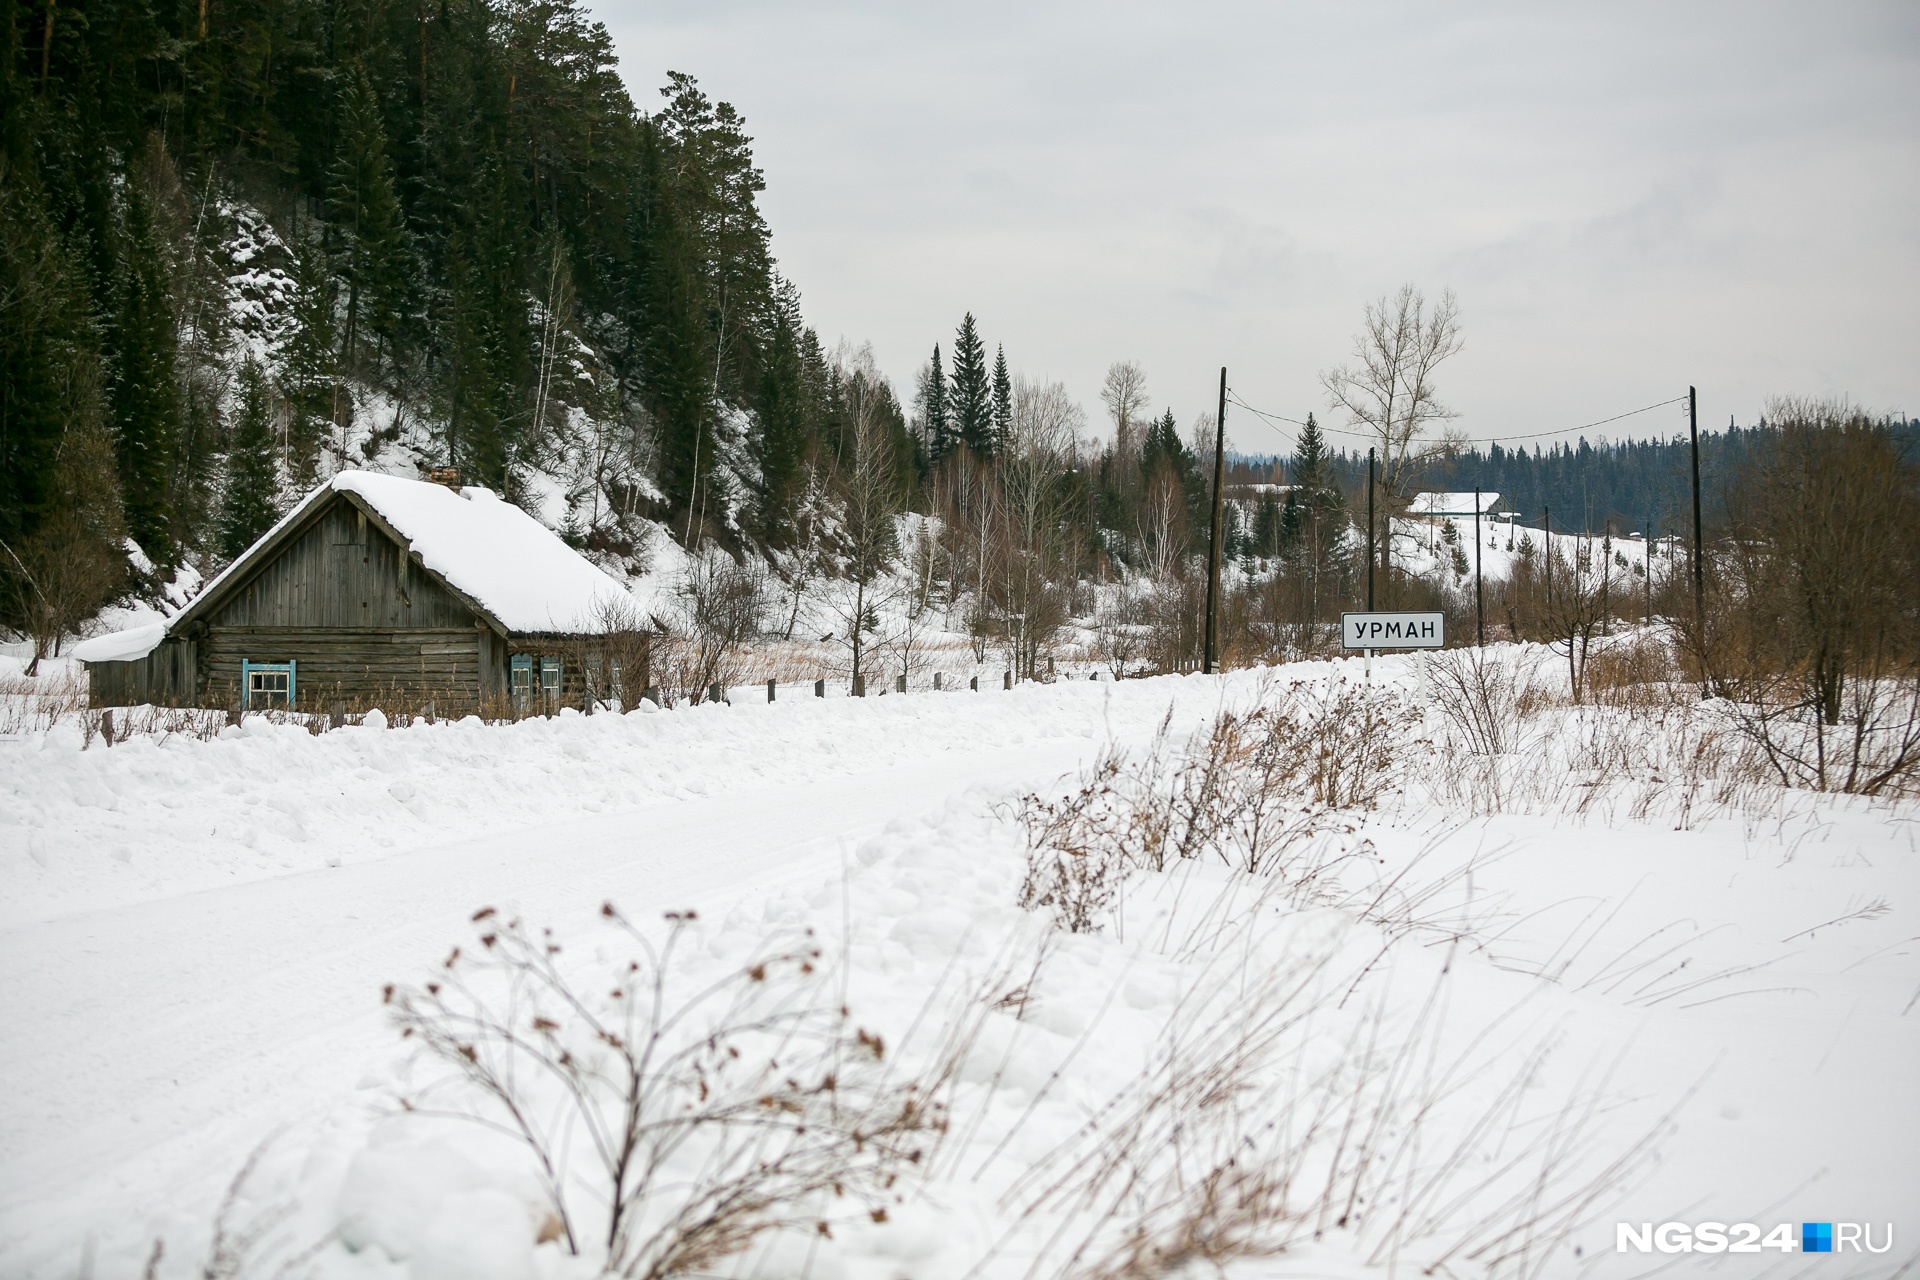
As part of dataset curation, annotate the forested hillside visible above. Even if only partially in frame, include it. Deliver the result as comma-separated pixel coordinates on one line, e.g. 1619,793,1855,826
0,0,913,640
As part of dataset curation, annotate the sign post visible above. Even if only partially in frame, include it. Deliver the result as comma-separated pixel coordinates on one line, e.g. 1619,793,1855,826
1341,612,1446,654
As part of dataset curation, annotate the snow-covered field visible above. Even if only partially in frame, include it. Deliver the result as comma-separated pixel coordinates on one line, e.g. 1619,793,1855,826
2,653,1914,1279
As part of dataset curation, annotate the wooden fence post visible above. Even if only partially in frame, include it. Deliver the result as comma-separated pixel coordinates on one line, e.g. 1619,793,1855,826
1003,670,1012,690
970,676,978,691
101,709,113,746
933,672,942,691
330,702,346,728
708,683,724,705
814,679,825,698
896,673,906,693
767,679,776,702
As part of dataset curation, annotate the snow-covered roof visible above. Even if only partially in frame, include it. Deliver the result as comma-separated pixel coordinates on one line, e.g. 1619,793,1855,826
1408,491,1501,517
72,622,167,663
328,473,633,633
119,471,636,649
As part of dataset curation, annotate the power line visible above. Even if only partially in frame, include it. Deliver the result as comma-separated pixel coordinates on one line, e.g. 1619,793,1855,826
1223,390,1691,450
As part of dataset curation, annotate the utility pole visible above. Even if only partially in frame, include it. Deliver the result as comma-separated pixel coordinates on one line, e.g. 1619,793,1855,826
1645,515,1653,627
1203,366,1228,674
1474,487,1484,645
1543,504,1551,612
1689,385,1704,633
1366,447,1376,610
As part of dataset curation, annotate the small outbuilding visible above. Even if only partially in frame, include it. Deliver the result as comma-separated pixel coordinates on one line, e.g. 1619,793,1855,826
77,471,648,715
1407,491,1502,521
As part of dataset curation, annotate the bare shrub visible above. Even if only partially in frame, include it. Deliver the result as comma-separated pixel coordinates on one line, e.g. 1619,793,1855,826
1015,755,1137,934
658,551,767,705
1091,576,1148,679
556,594,654,712
1012,683,1414,935
1419,645,1547,756
0,664,88,736
1583,631,1681,710
387,904,945,1277
1278,681,1420,810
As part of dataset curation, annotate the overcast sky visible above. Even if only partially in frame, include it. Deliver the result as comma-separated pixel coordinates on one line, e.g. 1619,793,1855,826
595,1,1918,454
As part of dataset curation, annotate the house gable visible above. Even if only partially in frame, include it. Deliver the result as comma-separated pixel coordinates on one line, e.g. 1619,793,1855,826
203,499,479,631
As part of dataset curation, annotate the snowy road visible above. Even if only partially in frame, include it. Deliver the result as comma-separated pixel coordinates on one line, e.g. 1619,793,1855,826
0,725,1104,1277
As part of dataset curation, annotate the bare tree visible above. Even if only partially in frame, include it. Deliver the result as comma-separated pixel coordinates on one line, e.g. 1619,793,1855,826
1704,400,1920,794
1322,285,1465,588
993,377,1082,678
828,375,907,690
1099,360,1150,494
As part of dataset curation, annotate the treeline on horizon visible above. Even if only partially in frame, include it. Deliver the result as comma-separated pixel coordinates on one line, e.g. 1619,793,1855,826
1248,419,1920,537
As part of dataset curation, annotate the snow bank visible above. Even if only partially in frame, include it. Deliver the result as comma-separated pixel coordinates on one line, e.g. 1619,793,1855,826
4,656,1916,1280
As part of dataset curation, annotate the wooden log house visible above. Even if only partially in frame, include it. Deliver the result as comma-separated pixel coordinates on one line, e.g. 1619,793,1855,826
76,471,648,715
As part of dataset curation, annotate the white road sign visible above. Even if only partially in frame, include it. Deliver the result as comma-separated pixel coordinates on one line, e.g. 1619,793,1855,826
1341,611,1445,650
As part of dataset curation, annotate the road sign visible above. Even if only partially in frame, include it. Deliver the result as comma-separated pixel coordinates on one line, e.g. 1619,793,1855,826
1341,611,1445,650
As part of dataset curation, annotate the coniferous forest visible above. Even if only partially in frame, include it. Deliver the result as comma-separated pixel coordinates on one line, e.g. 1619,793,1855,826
0,0,922,627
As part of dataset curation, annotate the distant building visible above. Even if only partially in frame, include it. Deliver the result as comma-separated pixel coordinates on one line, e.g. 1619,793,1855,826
75,471,647,714
1406,491,1502,521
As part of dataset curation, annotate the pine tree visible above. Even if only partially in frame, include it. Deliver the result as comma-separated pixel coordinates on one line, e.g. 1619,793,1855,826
991,344,1012,451
218,360,281,560
949,313,991,456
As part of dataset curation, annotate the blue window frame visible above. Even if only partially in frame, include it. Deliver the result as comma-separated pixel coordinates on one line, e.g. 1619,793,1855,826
539,657,561,700
510,654,533,707
241,659,296,710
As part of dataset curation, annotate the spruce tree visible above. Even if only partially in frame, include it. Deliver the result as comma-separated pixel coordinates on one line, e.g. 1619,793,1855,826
631,126,714,533
1292,411,1331,498
1253,493,1283,558
921,343,952,461
328,63,413,372
754,280,809,546
991,344,1012,451
218,360,281,561
280,227,338,486
949,313,991,456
